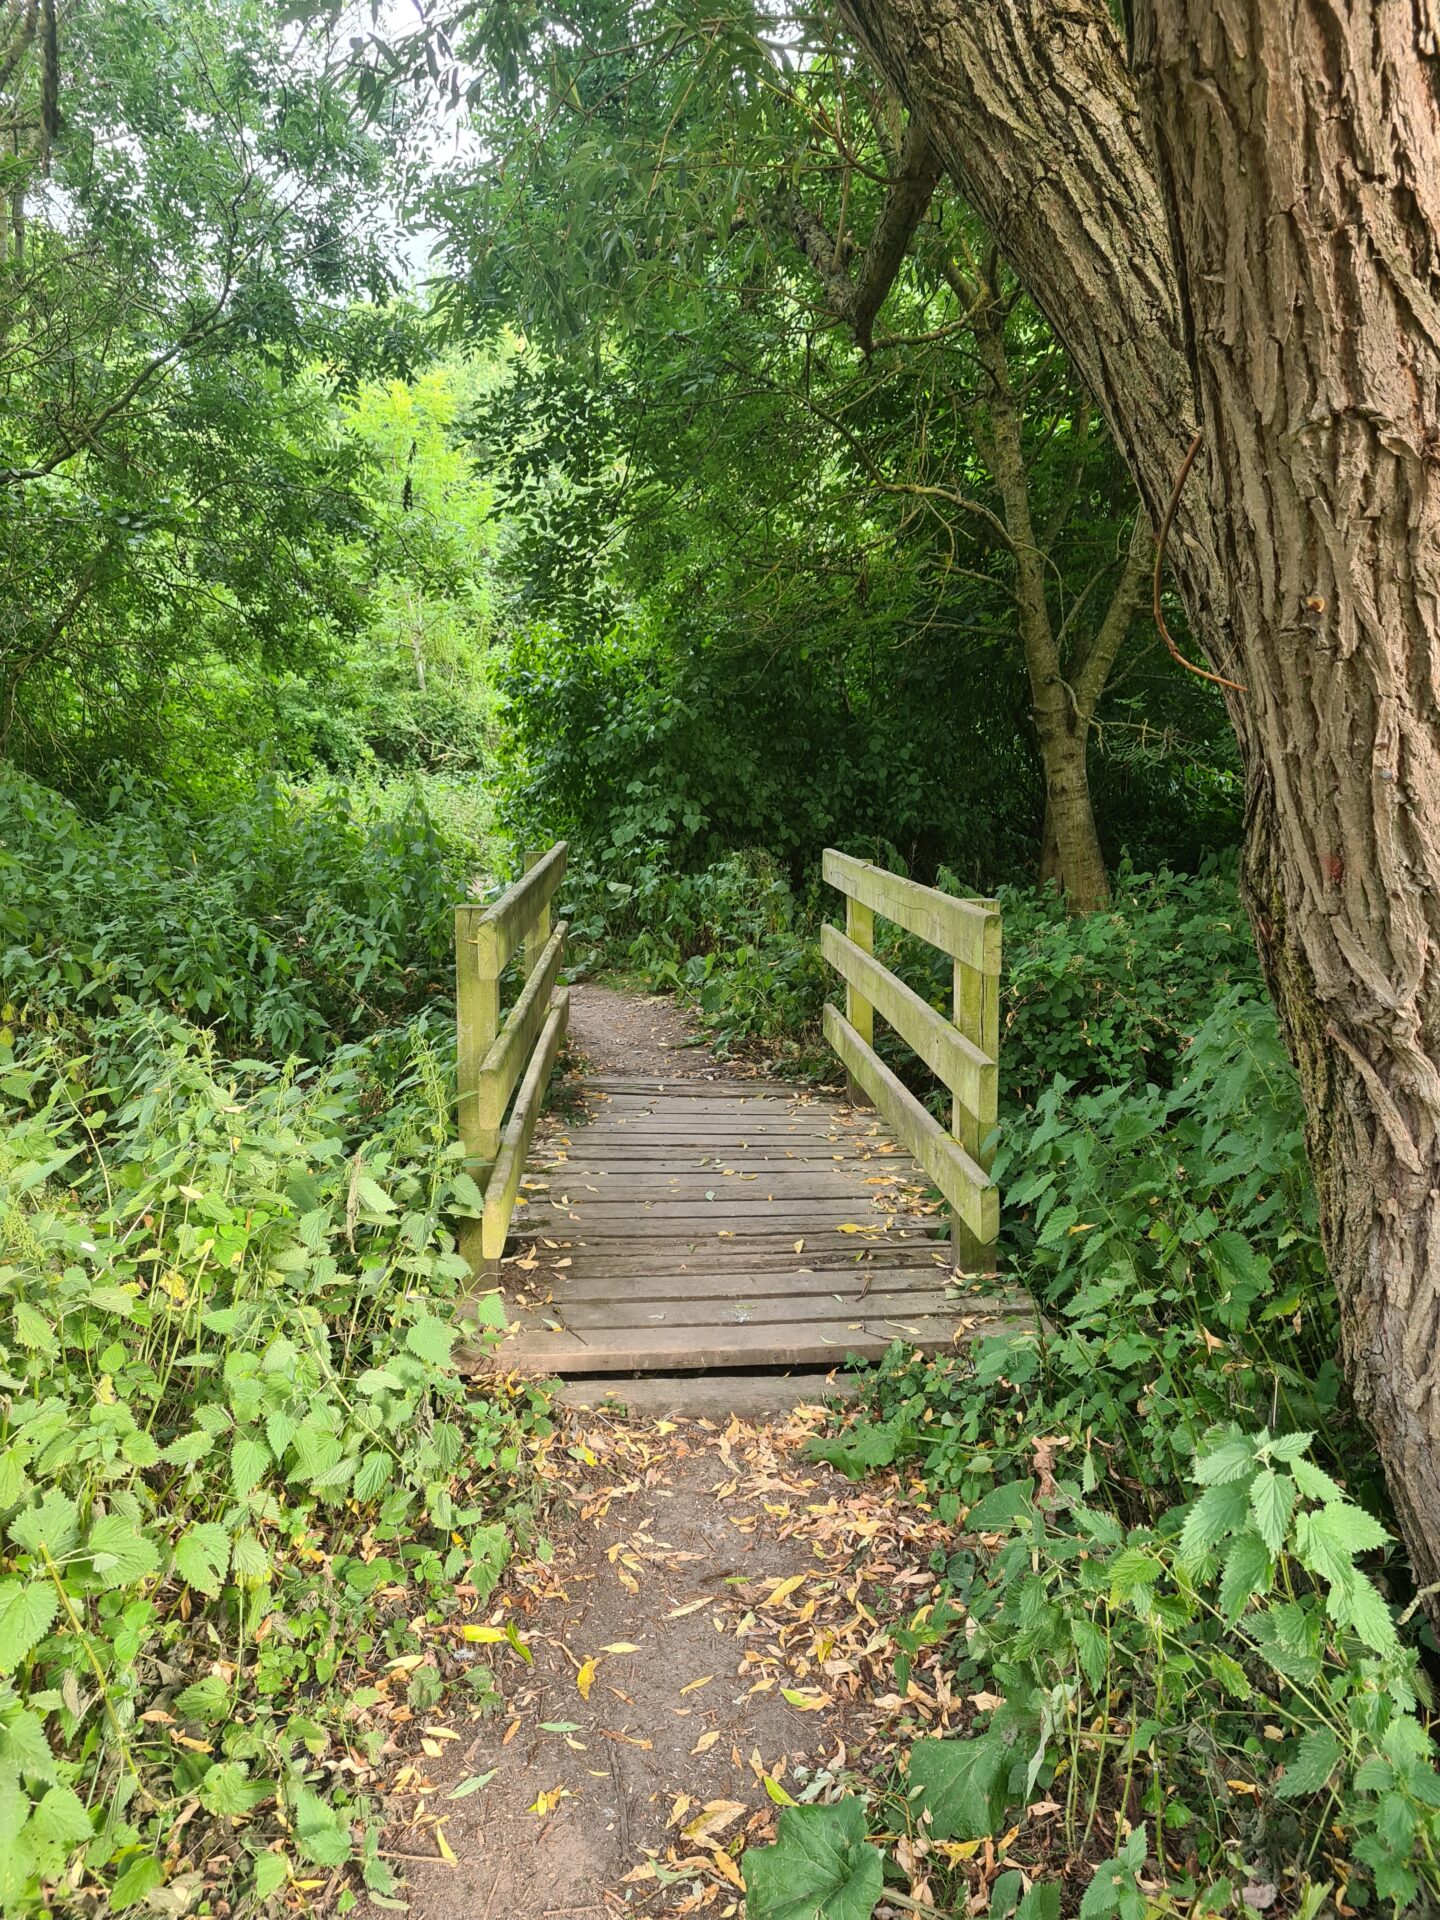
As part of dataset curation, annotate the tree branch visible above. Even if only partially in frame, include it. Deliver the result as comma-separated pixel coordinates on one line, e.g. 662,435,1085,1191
784,112,943,351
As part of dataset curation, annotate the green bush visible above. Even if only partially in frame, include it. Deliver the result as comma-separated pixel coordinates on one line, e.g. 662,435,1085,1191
0,768,481,1067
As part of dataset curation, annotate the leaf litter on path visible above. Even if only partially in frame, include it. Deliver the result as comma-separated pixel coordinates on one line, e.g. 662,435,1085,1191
356,1397,983,1920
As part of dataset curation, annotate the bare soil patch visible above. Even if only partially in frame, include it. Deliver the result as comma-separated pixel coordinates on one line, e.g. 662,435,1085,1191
564,984,721,1081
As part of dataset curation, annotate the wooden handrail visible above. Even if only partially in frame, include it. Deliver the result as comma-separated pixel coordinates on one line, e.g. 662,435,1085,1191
455,842,570,1278
821,849,1001,1272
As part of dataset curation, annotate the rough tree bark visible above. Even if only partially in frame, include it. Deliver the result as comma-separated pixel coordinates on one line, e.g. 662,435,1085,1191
833,0,1440,1590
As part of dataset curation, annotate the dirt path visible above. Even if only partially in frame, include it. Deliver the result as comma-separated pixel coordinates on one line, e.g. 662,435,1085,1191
564,982,723,1080
369,1403,959,1920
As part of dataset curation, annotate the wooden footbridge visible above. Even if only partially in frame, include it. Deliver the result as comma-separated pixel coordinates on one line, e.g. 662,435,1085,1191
453,845,1023,1378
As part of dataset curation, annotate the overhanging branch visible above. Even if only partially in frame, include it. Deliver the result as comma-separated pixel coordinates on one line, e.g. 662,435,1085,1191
784,113,942,351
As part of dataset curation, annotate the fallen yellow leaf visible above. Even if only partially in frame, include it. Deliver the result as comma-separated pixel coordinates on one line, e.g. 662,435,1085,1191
602,1642,641,1654
762,1773,797,1807
527,1786,571,1817
680,1675,714,1694
710,1849,745,1889
577,1657,599,1700
762,1575,806,1606
693,1729,722,1754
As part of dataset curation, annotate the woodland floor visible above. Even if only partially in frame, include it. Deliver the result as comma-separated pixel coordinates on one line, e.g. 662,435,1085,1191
354,991,977,1919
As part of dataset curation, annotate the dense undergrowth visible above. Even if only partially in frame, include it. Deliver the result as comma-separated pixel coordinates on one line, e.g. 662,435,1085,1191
0,771,550,1916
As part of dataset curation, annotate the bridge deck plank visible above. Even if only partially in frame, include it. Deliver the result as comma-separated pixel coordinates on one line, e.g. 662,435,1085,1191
482,1077,1025,1376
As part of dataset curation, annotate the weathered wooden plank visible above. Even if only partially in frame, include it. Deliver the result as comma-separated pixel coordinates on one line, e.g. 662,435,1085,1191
821,922,996,1119
475,920,568,1135
455,905,501,1169
465,841,568,977
550,1288,960,1329
823,849,1000,973
480,989,571,1261
495,1309,1027,1373
510,1266,962,1303
823,1003,998,1245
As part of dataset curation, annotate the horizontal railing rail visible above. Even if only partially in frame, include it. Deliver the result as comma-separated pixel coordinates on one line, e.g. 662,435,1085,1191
455,842,570,1269
820,849,1000,1270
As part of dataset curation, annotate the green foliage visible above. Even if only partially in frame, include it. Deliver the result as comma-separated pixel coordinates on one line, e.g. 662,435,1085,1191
742,1799,884,1920
0,781,544,1916
0,0,425,781
0,767,479,1064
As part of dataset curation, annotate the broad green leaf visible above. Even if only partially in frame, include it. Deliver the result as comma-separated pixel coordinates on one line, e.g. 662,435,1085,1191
965,1479,1036,1532
9,1489,79,1557
1291,1457,1347,1505
200,1762,269,1817
292,1787,352,1867
1192,1436,1256,1486
31,1785,94,1846
83,1515,160,1589
230,1437,271,1497
353,1451,392,1503
110,1854,164,1910
175,1675,231,1724
406,1314,456,1367
252,1851,290,1898
12,1303,57,1354
1248,1470,1295,1553
230,1532,271,1585
742,1799,882,1920
0,1581,58,1672
1217,1530,1272,1621
173,1523,230,1597
1275,1728,1341,1800
1178,1480,1249,1567
909,1734,1010,1840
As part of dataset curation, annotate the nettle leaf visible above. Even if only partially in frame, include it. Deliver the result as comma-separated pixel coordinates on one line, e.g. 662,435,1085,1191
252,1850,290,1899
1248,1470,1295,1553
406,1315,455,1368
229,1532,271,1585
742,1798,883,1920
32,1784,95,1846
1309,1501,1388,1555
230,1436,271,1496
12,1302,57,1355
1265,1431,1314,1462
9,1489,79,1557
1192,1435,1256,1487
909,1734,1010,1841
173,1523,231,1597
353,1451,392,1502
200,1762,269,1818
1275,1728,1341,1800
161,1430,213,1468
175,1675,232,1724
292,1787,353,1867
1178,1480,1250,1568
83,1515,160,1589
1328,1568,1398,1655
1291,1456,1347,1505
0,1581,58,1672
1218,1531,1272,1621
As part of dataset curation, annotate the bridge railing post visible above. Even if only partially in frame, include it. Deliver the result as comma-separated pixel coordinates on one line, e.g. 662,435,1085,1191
844,895,874,1108
952,939,999,1271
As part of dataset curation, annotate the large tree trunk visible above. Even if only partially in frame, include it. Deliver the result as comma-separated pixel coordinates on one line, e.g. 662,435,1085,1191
1133,0,1440,1591
837,0,1440,1592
